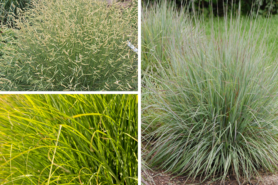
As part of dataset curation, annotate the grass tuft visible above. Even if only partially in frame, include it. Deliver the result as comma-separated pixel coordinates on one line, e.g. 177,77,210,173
142,1,278,183
0,0,138,91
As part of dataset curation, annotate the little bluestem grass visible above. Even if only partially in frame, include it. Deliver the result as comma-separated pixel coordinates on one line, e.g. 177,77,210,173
141,1,192,72
142,1,278,184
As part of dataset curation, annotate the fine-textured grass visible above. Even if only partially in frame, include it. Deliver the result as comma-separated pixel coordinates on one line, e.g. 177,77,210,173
142,1,278,184
0,28,18,62
0,94,138,184
141,2,194,72
0,0,138,91
142,2,278,72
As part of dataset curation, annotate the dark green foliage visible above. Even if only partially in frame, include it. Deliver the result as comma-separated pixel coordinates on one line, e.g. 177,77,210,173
0,0,31,24
0,28,17,64
189,0,278,16
142,0,278,16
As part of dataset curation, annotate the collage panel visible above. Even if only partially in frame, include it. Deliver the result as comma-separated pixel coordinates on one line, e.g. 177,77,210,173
0,94,138,184
1,0,139,184
141,0,278,184
3,0,278,184
0,0,138,91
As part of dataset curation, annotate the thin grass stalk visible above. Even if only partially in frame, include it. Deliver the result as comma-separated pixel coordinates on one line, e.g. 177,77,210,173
0,94,138,184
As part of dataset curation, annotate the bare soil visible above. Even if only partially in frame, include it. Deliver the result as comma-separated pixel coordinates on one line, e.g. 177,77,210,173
142,169,278,185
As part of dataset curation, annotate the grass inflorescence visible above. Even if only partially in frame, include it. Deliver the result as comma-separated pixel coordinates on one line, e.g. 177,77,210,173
142,1,278,184
0,0,138,91
0,94,138,184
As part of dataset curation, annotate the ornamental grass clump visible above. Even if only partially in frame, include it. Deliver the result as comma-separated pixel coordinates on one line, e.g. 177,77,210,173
0,0,138,91
0,94,138,184
141,1,198,71
142,2,278,184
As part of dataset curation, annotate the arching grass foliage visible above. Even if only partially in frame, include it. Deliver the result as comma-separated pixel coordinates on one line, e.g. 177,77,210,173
0,94,138,184
142,1,278,184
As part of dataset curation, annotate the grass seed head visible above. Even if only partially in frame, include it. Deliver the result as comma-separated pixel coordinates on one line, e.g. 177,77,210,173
0,0,138,91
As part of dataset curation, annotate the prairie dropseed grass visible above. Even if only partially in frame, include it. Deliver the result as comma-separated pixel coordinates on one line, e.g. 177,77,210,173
0,94,138,184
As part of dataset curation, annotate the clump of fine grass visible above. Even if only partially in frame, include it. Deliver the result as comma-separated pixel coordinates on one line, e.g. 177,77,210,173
0,94,138,184
0,0,138,91
141,1,199,72
142,1,278,184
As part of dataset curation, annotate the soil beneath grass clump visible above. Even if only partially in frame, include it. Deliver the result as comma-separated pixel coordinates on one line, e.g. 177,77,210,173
143,169,278,185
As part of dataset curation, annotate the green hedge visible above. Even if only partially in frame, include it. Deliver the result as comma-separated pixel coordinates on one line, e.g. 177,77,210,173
143,0,278,16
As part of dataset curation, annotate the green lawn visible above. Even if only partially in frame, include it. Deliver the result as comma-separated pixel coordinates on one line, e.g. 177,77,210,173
202,16,278,61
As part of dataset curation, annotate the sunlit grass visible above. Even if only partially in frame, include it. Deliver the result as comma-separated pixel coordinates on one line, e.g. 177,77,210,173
0,94,138,184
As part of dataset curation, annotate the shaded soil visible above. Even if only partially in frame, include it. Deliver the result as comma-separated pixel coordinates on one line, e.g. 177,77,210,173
142,169,278,185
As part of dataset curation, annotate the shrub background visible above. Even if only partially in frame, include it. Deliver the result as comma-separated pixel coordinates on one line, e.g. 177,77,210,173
142,0,278,16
